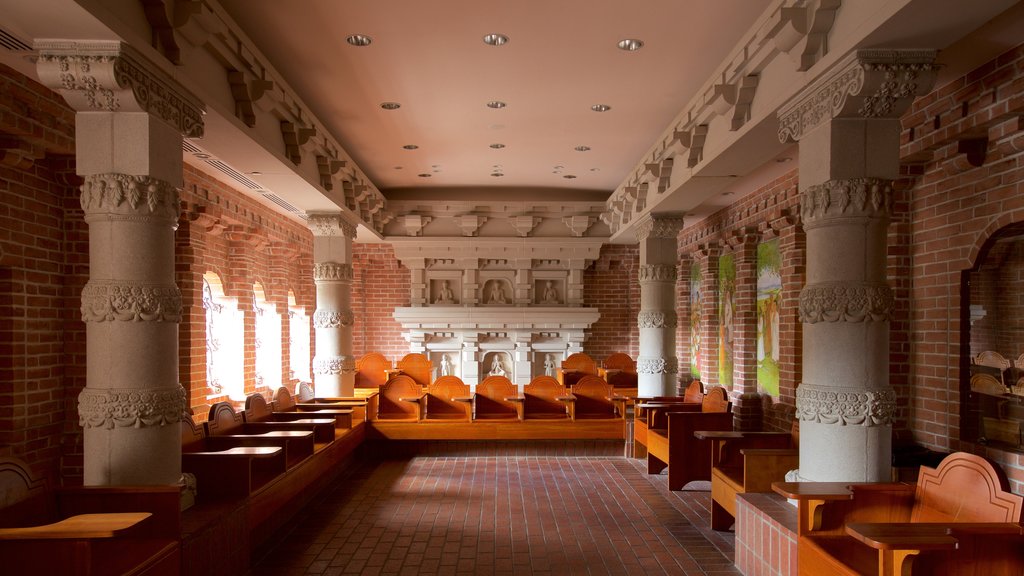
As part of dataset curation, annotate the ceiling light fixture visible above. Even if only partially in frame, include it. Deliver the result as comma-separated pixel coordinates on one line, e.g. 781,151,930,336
591,104,611,112
346,34,372,47
486,100,507,109
402,144,419,150
489,143,505,149
483,33,509,46
418,173,431,178
563,175,577,179
491,172,504,177
574,145,591,152
394,166,403,170
249,171,262,176
617,38,644,51
380,102,401,110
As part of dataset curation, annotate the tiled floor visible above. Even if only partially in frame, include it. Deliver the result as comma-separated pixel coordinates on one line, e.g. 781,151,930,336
253,455,738,575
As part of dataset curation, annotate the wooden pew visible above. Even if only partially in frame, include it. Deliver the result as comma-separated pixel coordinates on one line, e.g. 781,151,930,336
700,420,799,530
355,352,391,391
396,352,433,387
632,380,704,458
270,387,355,429
204,403,315,468
522,376,574,420
243,393,339,442
290,383,370,423
773,452,1024,576
473,376,524,420
375,374,424,422
0,457,181,576
570,375,628,420
412,375,473,422
558,352,598,388
646,387,732,490
599,352,638,395
181,415,287,499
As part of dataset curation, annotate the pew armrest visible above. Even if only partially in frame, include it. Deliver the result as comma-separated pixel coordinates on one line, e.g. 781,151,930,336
0,513,151,540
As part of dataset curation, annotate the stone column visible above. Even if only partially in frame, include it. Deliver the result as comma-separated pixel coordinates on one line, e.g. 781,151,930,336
636,214,685,396
36,41,204,485
778,50,937,482
308,213,357,397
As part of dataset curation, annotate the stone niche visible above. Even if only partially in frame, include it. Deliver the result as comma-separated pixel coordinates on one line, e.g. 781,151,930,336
391,238,603,386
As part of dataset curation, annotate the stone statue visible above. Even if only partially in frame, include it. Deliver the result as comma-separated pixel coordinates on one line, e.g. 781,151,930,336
488,354,507,377
541,280,559,304
440,354,453,376
434,280,455,304
487,281,507,304
544,354,556,377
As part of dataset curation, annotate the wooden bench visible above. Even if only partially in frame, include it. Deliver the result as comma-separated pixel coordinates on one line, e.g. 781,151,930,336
632,380,704,458
355,352,391,389
522,376,574,420
0,457,180,575
600,352,638,396
397,352,433,387
374,374,424,421
701,420,799,530
559,352,598,388
473,376,524,420
204,403,316,468
570,375,628,420
410,376,473,422
243,393,339,443
291,382,371,423
773,452,1024,576
270,387,355,428
181,414,287,499
646,386,732,490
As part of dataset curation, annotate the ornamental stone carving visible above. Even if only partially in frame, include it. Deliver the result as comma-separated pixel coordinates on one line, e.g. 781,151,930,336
81,280,182,323
308,213,357,238
36,41,204,138
637,311,678,329
313,262,354,282
778,65,864,143
637,356,679,375
638,264,677,283
799,282,894,324
795,385,896,426
312,354,357,375
800,178,893,226
80,174,181,221
78,385,185,429
313,308,355,329
635,215,685,240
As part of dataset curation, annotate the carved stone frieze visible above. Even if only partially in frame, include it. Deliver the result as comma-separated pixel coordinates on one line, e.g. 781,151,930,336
637,356,679,375
635,215,685,240
36,40,204,138
795,385,896,426
78,385,185,429
307,213,357,238
638,264,677,283
800,178,893,226
778,65,864,143
799,282,894,324
312,354,357,375
80,174,181,221
313,308,355,329
81,280,182,323
313,262,354,282
637,311,678,329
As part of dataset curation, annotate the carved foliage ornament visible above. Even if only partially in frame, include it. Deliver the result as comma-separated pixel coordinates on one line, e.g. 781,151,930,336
636,216,685,240
78,385,185,429
637,311,678,329
312,355,357,375
800,178,893,226
81,280,182,323
638,264,677,283
637,356,679,375
313,262,353,282
80,174,181,221
799,282,894,324
313,308,355,329
795,385,896,427
308,214,357,238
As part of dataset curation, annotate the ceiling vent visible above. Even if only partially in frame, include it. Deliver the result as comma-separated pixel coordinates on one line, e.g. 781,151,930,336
205,159,261,190
0,27,31,52
260,191,306,219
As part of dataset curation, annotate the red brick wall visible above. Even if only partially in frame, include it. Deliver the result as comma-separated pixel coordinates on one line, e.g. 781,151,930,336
583,244,639,361
351,243,410,359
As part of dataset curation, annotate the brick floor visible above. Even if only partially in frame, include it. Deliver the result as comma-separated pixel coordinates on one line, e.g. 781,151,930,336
253,455,739,576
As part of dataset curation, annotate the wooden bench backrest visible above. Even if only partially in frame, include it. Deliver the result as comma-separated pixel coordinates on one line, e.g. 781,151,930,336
475,376,519,417
180,415,208,453
378,374,422,418
274,386,299,411
356,352,391,388
425,376,470,417
572,375,617,418
0,457,53,527
911,452,1023,523
561,352,597,387
244,393,275,423
397,353,433,387
205,402,245,436
524,376,570,416
701,386,730,413
971,372,1006,395
683,380,705,403
603,353,636,373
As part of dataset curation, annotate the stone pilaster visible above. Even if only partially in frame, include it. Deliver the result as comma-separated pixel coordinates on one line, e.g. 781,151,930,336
729,228,762,431
309,213,357,396
36,40,204,486
636,214,685,396
779,49,938,482
697,243,721,388
676,253,694,390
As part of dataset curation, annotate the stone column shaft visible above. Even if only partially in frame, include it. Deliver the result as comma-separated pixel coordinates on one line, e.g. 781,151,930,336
636,215,685,396
309,214,357,396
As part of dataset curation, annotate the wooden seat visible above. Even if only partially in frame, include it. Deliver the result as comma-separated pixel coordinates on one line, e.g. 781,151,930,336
204,403,316,468
570,375,627,420
243,393,339,443
416,376,473,422
375,374,424,421
473,376,524,420
181,414,287,499
522,376,574,420
774,452,1024,576
397,352,433,387
270,386,355,428
633,380,705,458
288,383,372,423
558,352,598,388
646,387,732,490
355,352,391,390
600,352,638,393
702,419,799,530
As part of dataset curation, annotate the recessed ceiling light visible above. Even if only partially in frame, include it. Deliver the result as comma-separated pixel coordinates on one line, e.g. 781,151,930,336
483,33,509,46
574,145,591,152
563,175,577,179
590,168,600,172
722,191,734,196
194,153,210,159
418,173,431,178
433,169,440,173
552,170,562,174
249,171,262,176
617,38,644,51
489,143,506,149
554,165,564,170
380,102,401,110
776,157,793,163
486,100,507,109
394,166,403,170
491,172,505,177
346,34,372,47
431,164,440,168
402,144,419,150
591,104,611,112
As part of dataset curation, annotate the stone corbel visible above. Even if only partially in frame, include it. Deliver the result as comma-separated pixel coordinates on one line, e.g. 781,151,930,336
251,76,278,112
457,215,487,237
727,226,760,249
227,70,256,127
957,137,988,168
665,129,691,159
772,0,842,71
281,121,316,165
140,0,184,64
510,216,542,237
563,215,595,237
657,158,673,193
173,0,220,48
316,154,347,191
718,75,759,131
687,125,709,168
402,215,431,237
0,135,45,169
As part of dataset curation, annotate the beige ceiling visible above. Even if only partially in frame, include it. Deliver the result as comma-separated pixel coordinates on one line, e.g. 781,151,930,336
218,0,773,197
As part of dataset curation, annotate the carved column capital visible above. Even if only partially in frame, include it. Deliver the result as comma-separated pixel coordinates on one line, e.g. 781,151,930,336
80,174,181,223
312,354,357,375
81,280,182,323
635,214,686,241
796,384,896,427
35,40,205,138
800,178,894,227
308,212,358,238
637,311,678,329
799,282,894,324
638,264,678,283
313,262,353,282
778,49,938,143
78,385,185,429
313,308,354,328
637,356,679,375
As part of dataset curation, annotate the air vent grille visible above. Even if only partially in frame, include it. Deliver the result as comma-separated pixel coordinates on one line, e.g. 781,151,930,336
0,28,31,52
206,159,261,190
181,140,203,154
261,191,305,217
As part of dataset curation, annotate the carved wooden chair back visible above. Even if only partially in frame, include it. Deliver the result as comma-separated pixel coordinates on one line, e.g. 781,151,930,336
571,375,617,418
701,386,731,413
0,457,50,527
273,386,299,411
355,352,391,389
397,353,433,387
377,374,422,420
911,452,1022,523
474,376,520,419
523,376,571,418
180,415,209,453
683,380,705,403
560,352,598,387
603,353,636,372
205,402,246,436
424,376,471,419
244,393,275,423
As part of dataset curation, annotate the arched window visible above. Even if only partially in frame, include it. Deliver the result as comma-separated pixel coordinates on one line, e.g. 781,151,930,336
254,282,282,391
288,290,311,383
203,273,244,400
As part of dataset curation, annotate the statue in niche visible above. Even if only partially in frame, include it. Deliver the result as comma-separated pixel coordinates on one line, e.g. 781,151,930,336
541,281,560,304
487,280,508,304
488,354,507,377
544,355,556,377
440,354,453,376
434,280,456,304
